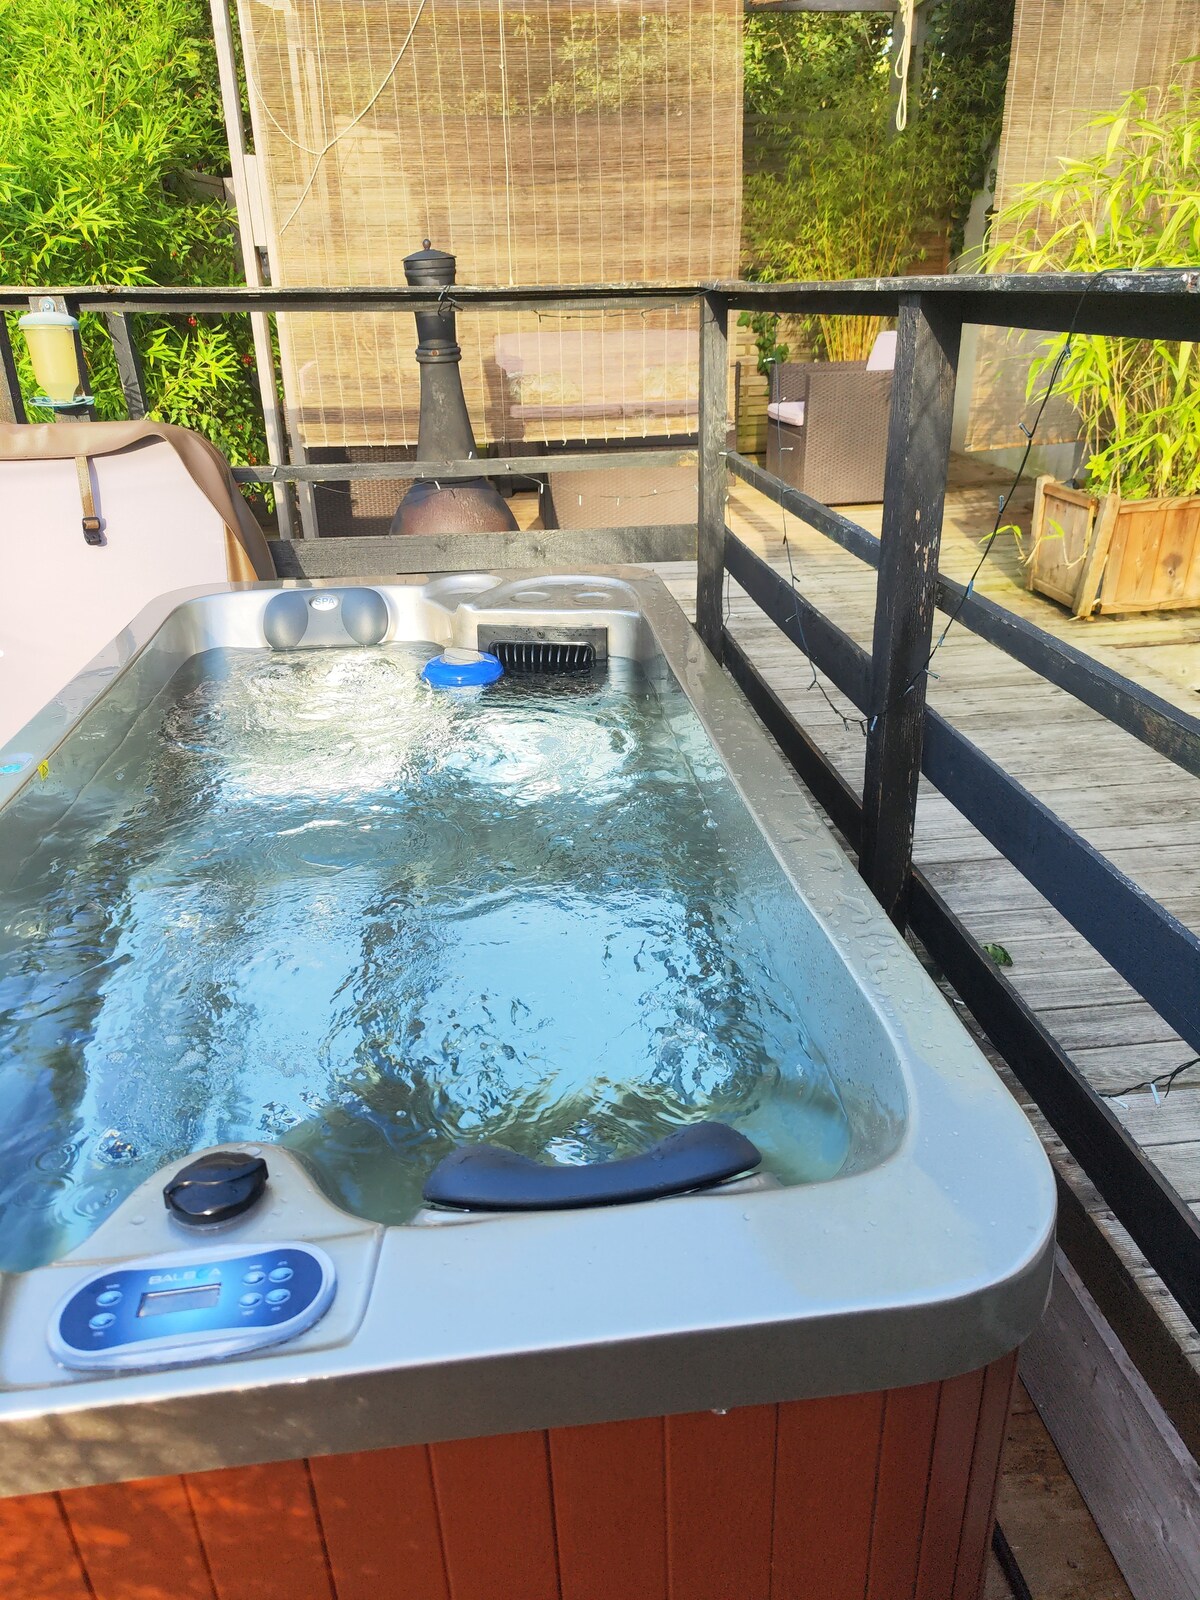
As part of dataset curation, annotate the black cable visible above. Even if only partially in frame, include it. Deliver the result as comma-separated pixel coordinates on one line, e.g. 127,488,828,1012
1100,1055,1200,1101
993,1521,1036,1600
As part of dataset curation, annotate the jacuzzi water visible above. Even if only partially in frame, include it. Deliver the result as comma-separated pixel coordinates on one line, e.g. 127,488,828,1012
0,643,851,1272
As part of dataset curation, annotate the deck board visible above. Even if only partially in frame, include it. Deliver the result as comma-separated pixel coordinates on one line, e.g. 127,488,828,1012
649,453,1200,1413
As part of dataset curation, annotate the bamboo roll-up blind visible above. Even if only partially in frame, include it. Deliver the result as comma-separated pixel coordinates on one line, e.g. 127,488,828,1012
238,0,743,448
965,0,1199,452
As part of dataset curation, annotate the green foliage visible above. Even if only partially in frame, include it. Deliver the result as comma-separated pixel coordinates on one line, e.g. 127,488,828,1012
987,77,1200,502
0,0,271,497
738,312,790,378
742,0,1013,360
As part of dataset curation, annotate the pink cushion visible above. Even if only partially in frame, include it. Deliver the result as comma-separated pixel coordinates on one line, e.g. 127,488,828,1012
767,400,806,427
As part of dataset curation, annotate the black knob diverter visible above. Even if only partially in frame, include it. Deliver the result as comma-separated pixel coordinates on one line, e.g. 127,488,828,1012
163,1150,269,1226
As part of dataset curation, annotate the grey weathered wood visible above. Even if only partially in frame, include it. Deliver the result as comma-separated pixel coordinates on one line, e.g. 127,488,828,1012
0,317,26,423
724,530,1200,1249
860,294,961,925
728,449,881,564
1022,1251,1200,1600
693,478,1200,1448
104,312,148,420
733,441,1200,776
0,285,698,316
270,524,696,578
4,273,1198,342
232,448,698,484
695,293,730,658
3,272,1198,342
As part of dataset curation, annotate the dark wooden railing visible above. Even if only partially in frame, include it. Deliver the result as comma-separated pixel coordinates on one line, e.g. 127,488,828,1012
698,273,1200,1406
4,269,1200,1401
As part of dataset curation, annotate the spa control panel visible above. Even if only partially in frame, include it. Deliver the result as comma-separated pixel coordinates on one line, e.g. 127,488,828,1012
48,1242,336,1372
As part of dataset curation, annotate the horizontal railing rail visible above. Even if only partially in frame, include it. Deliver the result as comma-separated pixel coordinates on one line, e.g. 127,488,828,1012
229,448,698,485
728,451,1200,780
3,267,1196,329
723,533,1200,1059
0,283,701,315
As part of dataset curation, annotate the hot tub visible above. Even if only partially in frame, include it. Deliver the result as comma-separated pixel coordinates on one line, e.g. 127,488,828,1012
0,571,1054,1600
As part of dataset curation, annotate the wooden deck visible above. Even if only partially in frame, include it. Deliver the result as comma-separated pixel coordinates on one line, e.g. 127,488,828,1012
640,457,1198,1596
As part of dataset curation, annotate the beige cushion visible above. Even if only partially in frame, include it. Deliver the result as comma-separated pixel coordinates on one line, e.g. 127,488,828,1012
767,400,806,427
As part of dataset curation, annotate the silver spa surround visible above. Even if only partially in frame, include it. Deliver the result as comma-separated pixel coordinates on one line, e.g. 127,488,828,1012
0,570,1055,1496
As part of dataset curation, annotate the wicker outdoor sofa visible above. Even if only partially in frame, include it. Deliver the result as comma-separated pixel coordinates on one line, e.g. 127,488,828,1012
765,330,896,505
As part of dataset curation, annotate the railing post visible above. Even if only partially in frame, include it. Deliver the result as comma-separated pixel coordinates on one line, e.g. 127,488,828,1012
105,313,148,420
695,291,729,658
0,317,26,423
860,294,961,927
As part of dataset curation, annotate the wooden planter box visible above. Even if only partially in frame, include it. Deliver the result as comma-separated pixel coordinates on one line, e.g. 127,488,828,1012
1028,476,1200,617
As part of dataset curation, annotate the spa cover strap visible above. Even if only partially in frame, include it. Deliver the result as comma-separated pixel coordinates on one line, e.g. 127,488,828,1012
0,419,274,581
423,1123,761,1211
74,455,104,546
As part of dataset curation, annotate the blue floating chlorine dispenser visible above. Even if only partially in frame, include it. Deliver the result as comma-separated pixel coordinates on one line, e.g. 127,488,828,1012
421,646,504,689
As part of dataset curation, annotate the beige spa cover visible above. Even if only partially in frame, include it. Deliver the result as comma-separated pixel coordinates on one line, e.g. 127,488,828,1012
0,421,275,745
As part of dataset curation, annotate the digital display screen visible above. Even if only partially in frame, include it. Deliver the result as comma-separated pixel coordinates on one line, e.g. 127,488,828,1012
137,1284,221,1318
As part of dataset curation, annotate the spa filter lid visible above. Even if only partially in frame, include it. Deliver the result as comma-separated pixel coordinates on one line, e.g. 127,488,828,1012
422,647,504,688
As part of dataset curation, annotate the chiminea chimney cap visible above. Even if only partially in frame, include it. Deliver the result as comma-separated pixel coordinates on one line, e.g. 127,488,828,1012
404,240,457,286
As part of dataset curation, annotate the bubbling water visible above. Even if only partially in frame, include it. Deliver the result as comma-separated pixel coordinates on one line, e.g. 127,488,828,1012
0,645,850,1270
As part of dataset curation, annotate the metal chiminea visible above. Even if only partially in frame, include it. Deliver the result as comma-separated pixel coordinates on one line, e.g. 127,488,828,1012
391,242,518,536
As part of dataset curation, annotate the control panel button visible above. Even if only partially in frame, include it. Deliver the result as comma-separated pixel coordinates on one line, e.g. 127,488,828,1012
243,1269,266,1285
239,1292,262,1308
89,1313,116,1331
95,1289,122,1308
265,1288,291,1307
268,1265,293,1283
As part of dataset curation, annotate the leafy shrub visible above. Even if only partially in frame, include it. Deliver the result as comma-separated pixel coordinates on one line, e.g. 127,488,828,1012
987,77,1200,501
0,0,271,499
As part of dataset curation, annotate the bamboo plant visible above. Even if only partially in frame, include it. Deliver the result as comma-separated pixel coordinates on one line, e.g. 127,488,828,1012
0,0,274,509
987,76,1200,502
741,2,1012,363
